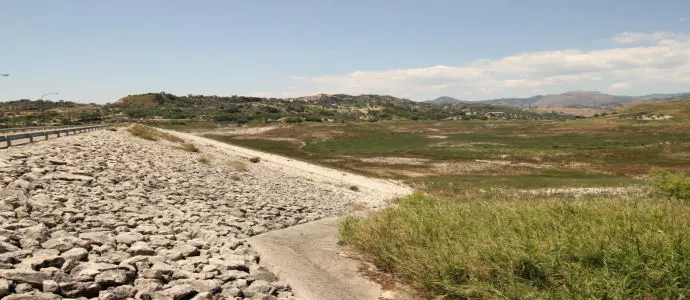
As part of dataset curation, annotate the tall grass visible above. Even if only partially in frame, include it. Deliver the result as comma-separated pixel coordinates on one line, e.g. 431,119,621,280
340,192,690,299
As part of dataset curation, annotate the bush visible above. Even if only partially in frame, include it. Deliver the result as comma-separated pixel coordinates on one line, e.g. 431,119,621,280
340,192,690,299
198,157,210,165
349,185,359,192
249,157,261,163
650,168,690,201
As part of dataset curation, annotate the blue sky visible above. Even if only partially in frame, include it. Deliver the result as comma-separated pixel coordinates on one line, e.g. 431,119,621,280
1,0,689,103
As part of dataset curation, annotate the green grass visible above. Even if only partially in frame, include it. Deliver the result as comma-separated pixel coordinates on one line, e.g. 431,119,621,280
341,192,690,299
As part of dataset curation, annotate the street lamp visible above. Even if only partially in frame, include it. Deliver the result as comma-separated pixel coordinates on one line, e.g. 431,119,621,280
39,92,59,131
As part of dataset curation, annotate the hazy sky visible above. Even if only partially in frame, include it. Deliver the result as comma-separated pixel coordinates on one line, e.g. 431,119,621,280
1,0,690,103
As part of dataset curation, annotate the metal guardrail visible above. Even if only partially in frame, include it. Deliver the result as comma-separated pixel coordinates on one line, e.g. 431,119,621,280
0,125,110,149
0,124,92,134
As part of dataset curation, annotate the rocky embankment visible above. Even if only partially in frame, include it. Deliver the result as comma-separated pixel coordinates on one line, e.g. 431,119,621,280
0,128,391,299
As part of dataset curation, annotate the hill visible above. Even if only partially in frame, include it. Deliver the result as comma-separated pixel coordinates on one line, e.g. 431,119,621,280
109,92,576,123
443,91,690,109
614,99,690,121
426,96,465,104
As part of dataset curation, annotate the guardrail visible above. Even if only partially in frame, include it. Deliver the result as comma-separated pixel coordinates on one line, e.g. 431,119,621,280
0,125,110,149
0,125,93,134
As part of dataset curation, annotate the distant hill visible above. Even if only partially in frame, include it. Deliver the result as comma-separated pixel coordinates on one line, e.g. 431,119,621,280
426,96,465,104
438,91,690,109
107,92,576,122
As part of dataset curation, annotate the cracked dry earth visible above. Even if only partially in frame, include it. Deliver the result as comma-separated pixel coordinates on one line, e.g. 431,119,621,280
0,129,377,300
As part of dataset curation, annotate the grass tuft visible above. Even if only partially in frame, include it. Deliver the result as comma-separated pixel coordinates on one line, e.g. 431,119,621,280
249,157,261,163
349,185,360,192
198,157,210,165
175,143,199,153
340,191,690,299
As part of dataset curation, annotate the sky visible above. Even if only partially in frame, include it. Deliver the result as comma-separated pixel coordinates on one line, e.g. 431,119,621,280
1,0,690,103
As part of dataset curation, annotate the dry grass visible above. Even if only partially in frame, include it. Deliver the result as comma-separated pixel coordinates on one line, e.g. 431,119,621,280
175,143,199,152
127,124,184,143
228,160,248,172
198,157,210,165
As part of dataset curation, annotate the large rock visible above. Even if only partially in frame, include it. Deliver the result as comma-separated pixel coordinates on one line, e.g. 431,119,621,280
0,269,50,286
94,269,134,287
115,232,143,245
3,292,62,300
153,284,198,300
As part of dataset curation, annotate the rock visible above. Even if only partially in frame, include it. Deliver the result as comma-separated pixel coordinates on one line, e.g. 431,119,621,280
20,251,65,270
3,292,62,300
42,280,59,293
59,281,101,298
41,237,79,252
52,172,94,182
126,241,154,256
61,247,89,261
78,232,111,246
99,284,136,299
249,265,278,282
168,279,222,294
243,280,274,297
0,269,50,286
221,287,243,298
153,284,198,300
0,278,10,297
15,282,34,293
115,232,143,245
94,269,133,286
134,278,163,297
0,241,20,253
166,244,199,261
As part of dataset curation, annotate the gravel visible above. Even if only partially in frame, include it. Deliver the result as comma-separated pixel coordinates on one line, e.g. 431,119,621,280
0,128,410,299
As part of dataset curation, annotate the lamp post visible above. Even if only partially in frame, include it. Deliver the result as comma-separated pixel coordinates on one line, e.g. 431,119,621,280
39,92,59,131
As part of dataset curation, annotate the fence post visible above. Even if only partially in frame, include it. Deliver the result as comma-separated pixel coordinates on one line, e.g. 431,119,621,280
29,135,34,143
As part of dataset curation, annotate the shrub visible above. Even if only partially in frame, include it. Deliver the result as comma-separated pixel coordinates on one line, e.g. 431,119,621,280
198,157,210,165
175,143,199,153
349,185,359,192
249,157,261,163
650,168,690,201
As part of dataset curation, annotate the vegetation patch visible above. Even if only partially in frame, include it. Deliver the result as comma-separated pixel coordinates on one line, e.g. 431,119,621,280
651,168,690,201
340,191,690,299
198,157,210,165
127,124,184,143
249,157,261,163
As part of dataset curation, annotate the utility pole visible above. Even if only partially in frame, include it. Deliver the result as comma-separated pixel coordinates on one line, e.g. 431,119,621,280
39,92,59,131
